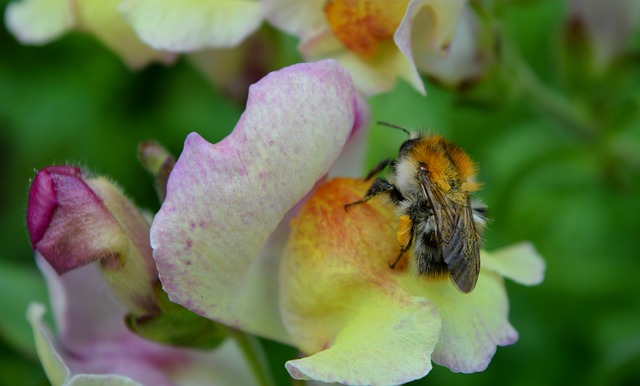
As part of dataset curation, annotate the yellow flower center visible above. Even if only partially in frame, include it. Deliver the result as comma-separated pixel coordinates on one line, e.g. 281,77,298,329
324,0,408,59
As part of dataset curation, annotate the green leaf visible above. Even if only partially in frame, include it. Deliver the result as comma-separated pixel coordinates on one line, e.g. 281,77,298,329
126,283,227,349
0,261,48,357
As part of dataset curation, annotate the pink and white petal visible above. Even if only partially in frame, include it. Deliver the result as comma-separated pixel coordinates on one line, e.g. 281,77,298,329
151,60,359,343
28,302,174,386
36,257,192,386
482,242,546,286
76,0,176,69
36,255,131,353
286,294,441,385
328,94,371,178
27,303,70,386
262,0,327,38
120,0,263,52
403,271,517,373
4,0,74,44
395,0,467,73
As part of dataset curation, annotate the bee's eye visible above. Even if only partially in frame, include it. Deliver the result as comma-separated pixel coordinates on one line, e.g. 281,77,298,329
448,178,456,188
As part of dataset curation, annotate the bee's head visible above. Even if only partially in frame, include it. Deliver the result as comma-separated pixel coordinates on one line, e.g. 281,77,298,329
408,135,480,195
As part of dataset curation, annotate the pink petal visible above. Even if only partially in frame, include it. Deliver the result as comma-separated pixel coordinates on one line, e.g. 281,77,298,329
151,60,363,342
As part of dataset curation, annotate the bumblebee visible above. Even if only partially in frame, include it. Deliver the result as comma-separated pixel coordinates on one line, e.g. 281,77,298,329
346,124,486,293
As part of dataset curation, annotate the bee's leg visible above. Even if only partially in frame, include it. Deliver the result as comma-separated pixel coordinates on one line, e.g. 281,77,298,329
344,177,403,210
364,158,392,180
389,248,407,269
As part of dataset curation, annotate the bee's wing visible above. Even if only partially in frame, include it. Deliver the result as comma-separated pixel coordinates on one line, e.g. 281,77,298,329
419,174,480,293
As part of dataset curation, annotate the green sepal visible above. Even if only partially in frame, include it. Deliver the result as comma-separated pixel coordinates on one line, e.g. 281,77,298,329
125,282,228,350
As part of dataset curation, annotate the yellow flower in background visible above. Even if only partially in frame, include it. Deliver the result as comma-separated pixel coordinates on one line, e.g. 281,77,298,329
263,0,468,95
119,0,263,52
4,0,175,68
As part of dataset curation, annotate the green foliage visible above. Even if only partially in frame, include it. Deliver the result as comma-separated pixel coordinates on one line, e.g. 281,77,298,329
126,282,228,350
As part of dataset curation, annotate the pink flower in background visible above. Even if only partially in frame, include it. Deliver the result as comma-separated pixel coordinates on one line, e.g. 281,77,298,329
28,256,256,386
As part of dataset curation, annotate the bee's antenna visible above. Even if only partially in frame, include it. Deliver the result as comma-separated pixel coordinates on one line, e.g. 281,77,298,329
377,121,411,136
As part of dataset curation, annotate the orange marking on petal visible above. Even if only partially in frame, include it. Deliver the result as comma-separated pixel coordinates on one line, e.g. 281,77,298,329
324,0,408,59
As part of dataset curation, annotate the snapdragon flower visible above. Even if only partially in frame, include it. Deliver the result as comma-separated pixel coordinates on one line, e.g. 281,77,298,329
151,59,544,384
263,0,467,95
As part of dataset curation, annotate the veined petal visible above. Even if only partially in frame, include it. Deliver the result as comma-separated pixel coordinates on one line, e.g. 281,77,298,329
286,294,440,385
4,0,73,44
402,268,518,373
120,0,263,52
482,242,546,286
151,60,361,343
394,0,467,81
262,0,327,38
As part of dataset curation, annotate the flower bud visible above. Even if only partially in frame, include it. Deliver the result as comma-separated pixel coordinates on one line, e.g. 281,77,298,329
27,166,159,316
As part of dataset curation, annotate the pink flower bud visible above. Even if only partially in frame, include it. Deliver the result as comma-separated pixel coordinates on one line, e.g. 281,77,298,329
27,165,159,316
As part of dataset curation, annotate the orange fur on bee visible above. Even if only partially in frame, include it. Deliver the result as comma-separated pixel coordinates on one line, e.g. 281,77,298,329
409,135,478,193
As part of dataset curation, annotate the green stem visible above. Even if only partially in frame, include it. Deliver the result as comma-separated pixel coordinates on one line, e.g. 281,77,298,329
477,0,599,139
228,329,276,386
512,56,598,140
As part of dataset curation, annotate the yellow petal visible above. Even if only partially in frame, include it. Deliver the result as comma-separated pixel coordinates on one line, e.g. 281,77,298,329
281,178,402,354
482,242,546,286
76,0,175,69
286,293,441,385
5,0,73,44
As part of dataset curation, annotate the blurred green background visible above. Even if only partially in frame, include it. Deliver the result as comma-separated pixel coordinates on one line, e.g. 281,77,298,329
1,0,639,385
